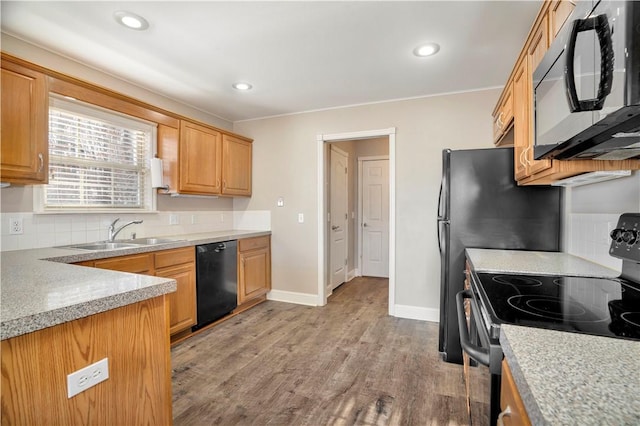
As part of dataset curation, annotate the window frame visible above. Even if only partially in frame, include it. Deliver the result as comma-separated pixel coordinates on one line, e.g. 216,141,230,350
34,95,158,214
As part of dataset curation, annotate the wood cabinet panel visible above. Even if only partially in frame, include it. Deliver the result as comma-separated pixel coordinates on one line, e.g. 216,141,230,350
493,81,514,146
179,120,222,194
0,295,172,426
238,236,271,306
93,253,153,274
513,60,530,181
500,359,532,426
1,60,48,184
222,134,252,196
154,246,194,269
157,262,196,335
549,0,576,39
238,235,269,252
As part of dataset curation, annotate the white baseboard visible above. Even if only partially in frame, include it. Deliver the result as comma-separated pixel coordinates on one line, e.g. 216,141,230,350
267,289,318,306
393,304,439,322
346,269,358,282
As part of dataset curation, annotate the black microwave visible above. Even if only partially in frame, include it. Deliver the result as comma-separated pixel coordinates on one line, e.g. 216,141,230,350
533,0,640,161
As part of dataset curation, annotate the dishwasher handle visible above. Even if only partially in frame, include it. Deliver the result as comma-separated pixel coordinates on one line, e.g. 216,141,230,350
456,289,491,366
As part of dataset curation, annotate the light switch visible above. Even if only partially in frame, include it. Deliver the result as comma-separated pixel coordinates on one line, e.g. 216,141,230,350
277,197,284,207
298,213,304,223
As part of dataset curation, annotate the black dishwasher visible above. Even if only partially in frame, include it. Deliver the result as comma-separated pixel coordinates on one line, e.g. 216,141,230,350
193,240,237,330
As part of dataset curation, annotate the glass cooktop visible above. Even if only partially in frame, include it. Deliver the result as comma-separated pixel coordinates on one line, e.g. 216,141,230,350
474,273,640,341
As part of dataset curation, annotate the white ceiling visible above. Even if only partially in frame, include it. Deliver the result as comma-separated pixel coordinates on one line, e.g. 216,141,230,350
1,1,541,122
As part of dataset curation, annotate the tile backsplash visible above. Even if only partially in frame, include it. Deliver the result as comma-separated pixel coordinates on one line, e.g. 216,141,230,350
566,213,622,272
0,210,270,251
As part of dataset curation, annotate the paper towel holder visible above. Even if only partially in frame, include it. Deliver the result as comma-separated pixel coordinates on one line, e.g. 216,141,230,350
150,156,170,193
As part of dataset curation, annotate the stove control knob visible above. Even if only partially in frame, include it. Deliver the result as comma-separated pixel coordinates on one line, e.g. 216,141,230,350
610,228,624,242
621,230,638,245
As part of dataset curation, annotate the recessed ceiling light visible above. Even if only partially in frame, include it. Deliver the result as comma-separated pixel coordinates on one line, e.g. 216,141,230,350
114,11,149,31
233,82,253,91
413,42,440,57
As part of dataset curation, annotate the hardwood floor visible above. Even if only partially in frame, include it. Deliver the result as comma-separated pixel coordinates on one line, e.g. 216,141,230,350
172,277,474,425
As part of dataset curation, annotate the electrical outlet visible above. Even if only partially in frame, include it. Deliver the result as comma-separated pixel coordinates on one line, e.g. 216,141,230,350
191,215,197,225
169,214,179,225
9,217,23,235
67,358,109,398
220,213,225,223
298,213,304,223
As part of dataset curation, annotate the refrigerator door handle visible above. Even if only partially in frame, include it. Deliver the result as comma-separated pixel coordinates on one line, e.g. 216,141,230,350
438,219,450,254
437,181,444,220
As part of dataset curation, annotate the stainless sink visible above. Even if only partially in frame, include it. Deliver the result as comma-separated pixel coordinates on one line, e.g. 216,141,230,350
120,238,180,245
62,237,182,251
67,242,141,251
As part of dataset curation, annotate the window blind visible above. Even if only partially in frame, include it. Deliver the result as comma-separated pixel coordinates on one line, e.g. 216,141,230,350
44,97,154,210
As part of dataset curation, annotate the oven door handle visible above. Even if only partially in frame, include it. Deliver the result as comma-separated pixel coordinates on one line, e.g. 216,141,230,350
456,289,491,366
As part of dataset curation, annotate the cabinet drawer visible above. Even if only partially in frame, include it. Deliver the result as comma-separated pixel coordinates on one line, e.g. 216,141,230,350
94,253,153,274
154,247,194,269
238,235,269,252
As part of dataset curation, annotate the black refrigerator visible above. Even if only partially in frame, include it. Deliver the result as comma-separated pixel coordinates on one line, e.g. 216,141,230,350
437,147,562,364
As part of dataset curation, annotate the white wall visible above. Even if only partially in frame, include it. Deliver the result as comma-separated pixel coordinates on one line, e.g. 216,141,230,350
233,89,498,316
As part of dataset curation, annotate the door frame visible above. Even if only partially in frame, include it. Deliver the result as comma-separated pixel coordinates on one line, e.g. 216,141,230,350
316,127,396,316
329,145,349,291
357,155,389,277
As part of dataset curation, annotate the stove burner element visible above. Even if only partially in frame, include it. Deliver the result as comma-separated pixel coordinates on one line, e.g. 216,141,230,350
507,295,607,322
621,312,640,328
492,275,542,287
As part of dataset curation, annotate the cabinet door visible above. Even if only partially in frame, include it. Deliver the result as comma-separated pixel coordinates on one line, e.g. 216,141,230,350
156,263,196,335
93,253,153,274
179,120,222,194
513,60,530,181
1,61,48,184
526,16,552,177
238,247,271,305
500,359,532,425
549,0,576,40
222,134,252,196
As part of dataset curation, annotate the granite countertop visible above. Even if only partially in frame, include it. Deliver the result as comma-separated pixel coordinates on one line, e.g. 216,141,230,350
465,248,618,278
1,229,270,340
500,325,640,425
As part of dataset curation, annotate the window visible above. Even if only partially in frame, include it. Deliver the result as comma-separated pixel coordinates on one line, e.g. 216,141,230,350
36,96,157,212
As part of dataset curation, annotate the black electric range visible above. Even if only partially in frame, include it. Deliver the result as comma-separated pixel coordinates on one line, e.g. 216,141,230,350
471,212,640,343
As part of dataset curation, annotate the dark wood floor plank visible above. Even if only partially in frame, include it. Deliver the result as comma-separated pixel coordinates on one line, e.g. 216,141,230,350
172,277,479,425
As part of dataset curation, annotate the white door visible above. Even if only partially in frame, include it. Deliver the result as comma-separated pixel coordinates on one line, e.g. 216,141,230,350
361,159,389,277
329,146,349,291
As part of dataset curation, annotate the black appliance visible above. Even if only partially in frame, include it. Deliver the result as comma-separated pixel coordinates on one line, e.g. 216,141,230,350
193,240,238,330
533,0,640,161
457,212,640,425
437,147,562,365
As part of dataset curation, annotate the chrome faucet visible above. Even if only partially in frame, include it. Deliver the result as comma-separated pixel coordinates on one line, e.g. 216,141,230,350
108,218,143,241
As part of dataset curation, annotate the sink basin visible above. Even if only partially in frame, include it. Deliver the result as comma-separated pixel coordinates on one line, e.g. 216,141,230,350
121,238,180,245
67,242,140,251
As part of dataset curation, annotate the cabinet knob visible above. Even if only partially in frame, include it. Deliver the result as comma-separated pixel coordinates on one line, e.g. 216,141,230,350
38,153,44,173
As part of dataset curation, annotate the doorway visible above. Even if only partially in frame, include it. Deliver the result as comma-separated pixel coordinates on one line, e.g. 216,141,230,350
317,128,396,315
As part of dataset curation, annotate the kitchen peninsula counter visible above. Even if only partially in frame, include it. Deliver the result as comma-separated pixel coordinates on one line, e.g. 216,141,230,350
1,229,270,340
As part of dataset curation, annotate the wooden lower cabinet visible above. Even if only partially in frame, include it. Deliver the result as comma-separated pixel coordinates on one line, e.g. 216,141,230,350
83,246,197,336
155,249,196,335
0,295,172,425
500,359,532,426
238,236,271,306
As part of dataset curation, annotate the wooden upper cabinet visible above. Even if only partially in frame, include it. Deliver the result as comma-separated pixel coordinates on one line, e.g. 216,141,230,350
179,120,222,194
492,81,514,146
549,0,576,40
222,134,252,196
528,14,549,74
512,59,530,181
1,59,48,184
